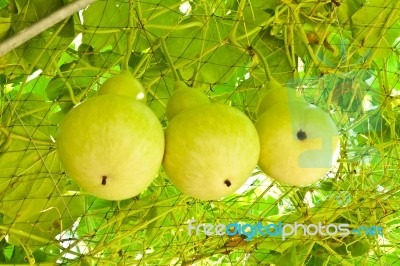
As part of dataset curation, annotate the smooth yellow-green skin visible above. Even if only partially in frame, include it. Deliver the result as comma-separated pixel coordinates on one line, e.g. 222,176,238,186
166,81,210,120
163,103,260,200
256,101,340,186
57,95,164,200
98,72,147,102
257,79,306,116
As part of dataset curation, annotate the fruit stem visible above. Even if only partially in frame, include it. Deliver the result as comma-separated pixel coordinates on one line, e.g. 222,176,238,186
131,41,161,78
249,44,274,82
283,20,297,71
228,0,247,42
291,9,326,70
122,0,136,71
54,62,78,105
160,37,180,82
145,21,203,31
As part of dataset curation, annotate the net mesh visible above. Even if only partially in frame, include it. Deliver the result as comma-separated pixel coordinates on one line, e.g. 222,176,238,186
0,0,399,265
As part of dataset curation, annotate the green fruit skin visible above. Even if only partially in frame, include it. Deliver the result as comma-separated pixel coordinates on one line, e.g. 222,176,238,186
98,72,147,102
256,101,340,186
163,103,260,200
173,80,188,91
166,82,210,120
257,79,306,117
57,95,164,201
166,89,210,120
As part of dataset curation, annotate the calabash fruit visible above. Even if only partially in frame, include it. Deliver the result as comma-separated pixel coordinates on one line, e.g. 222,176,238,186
256,101,340,186
163,103,260,200
57,94,164,200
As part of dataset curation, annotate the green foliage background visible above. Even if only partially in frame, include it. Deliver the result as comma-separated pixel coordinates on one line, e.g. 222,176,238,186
0,0,399,265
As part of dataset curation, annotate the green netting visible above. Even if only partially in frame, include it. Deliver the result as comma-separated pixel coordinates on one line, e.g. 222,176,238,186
0,0,399,265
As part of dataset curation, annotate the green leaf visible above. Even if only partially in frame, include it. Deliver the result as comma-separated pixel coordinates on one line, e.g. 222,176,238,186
1,93,56,140
142,69,171,121
21,74,52,97
317,29,352,67
7,246,28,264
0,134,63,221
82,0,129,52
15,32,73,72
45,69,98,101
164,16,204,68
7,0,75,70
0,92,63,221
198,18,248,84
198,43,246,85
12,0,64,32
48,104,72,125
247,249,283,265
238,0,274,41
0,238,10,262
4,193,85,250
274,244,298,266
350,0,400,60
31,247,58,264
0,9,11,41
330,235,371,257
0,0,9,10
254,29,294,83
144,206,162,245
75,196,113,242
140,0,183,39
336,0,366,26
256,238,300,254
384,52,400,91
166,16,249,84
78,48,121,69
